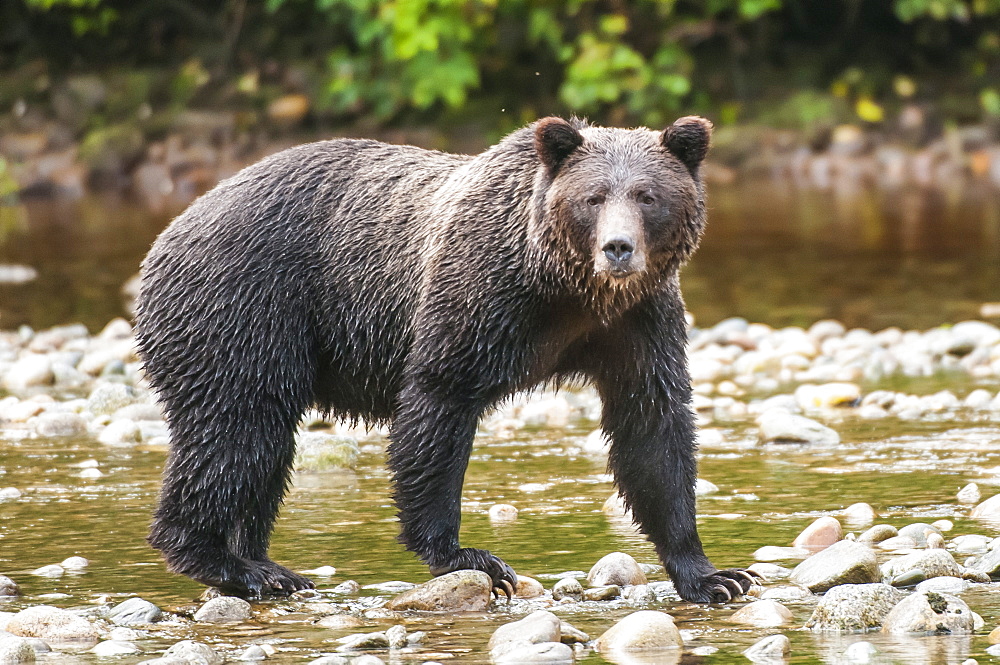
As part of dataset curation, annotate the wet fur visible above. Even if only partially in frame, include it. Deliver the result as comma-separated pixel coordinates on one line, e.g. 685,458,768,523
134,116,754,602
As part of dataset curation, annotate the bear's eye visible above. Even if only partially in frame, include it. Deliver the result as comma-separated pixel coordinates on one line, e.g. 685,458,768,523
638,193,656,206
586,194,605,207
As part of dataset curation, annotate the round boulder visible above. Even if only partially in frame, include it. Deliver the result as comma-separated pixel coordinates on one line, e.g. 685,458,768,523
586,552,648,587
594,611,682,652
385,570,491,612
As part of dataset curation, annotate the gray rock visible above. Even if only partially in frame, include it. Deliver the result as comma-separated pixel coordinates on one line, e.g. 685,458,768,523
109,598,162,625
295,433,360,471
757,410,839,445
880,549,961,580
897,523,942,547
335,632,388,651
594,610,682,652
747,563,791,581
730,600,793,627
876,535,917,551
915,576,968,594
488,611,561,660
5,605,99,647
193,596,252,622
330,580,360,594
957,483,981,504
623,584,656,605
385,625,406,649
33,412,88,438
582,585,620,601
586,552,647,587
385,570,490,612
0,634,35,664
493,642,574,664
551,578,582,601
881,591,974,634
890,569,926,587
558,622,588,644
743,634,790,662
789,540,879,592
97,419,142,446
805,583,903,631
87,383,140,416
237,645,267,661
951,534,990,554
857,524,898,544
162,640,222,665
0,577,18,597
967,546,1000,577
760,585,812,601
92,640,140,656
842,641,879,663
3,355,54,391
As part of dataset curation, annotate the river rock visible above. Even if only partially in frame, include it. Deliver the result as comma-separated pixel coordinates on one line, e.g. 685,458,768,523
582,585,620,601
493,642,574,664
163,640,222,665
193,596,252,622
237,645,268,661
594,611,682,652
747,563,791,581
336,632,388,651
551,578,582,601
488,610,561,659
880,549,961,580
60,556,88,570
881,591,974,634
6,606,99,648
92,640,140,656
743,634,790,662
294,433,359,471
515,576,545,599
559,622,588,644
33,412,87,438
3,355,54,391
971,493,1000,519
877,535,917,551
757,410,839,445
805,583,903,631
488,504,518,521
842,503,876,523
0,634,35,664
98,419,142,446
760,584,812,601
729,599,793,627
915,576,968,594
586,552,647,587
795,382,861,409
951,534,991,554
957,483,981,504
0,577,19,597
87,383,140,416
307,658,348,665
385,625,406,649
789,540,879,592
897,523,941,546
842,641,879,663
858,524,897,544
385,570,490,612
109,598,162,625
792,516,842,550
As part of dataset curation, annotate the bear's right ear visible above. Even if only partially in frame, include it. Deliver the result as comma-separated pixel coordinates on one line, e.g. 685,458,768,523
535,117,583,173
662,116,713,172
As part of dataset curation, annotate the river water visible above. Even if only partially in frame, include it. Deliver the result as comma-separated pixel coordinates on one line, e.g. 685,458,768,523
0,179,999,663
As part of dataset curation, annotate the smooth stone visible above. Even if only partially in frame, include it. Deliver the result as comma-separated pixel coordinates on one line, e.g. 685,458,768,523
335,632,388,651
3,355,54,390
33,412,87,438
967,547,1000,576
582,585,620,601
881,591,974,634
60,557,88,570
237,645,267,661
789,540,879,592
488,610,561,659
587,552,647,587
760,585,812,601
754,546,810,562
551,578,582,601
952,534,991,554
743,634,790,661
316,615,366,629
31,565,64,578
330,580,360,594
295,433,359,471
971,493,1000,519
897,523,942,547
916,576,969,594
6,606,99,648
109,598,162,625
805,583,904,631
858,524,897,544
163,640,222,665
794,382,861,409
86,383,140,416
488,504,519,521
136,658,189,665
747,563,791,581
0,488,22,500
97,419,142,446
880,549,961,580
385,570,491,612
594,611,682,652
0,577,19,597
957,483,981,504
757,410,840,445
193,596,252,622
558,622,588,644
623,584,656,605
842,641,879,663
792,516,842,551
842,503,876,523
493,642,574,664
0,635,35,664
695,478,719,495
92,640,140,656
729,599,793,627
515,576,545,599
877,535,918,551
385,625,406,649
890,569,926,587
989,625,1000,644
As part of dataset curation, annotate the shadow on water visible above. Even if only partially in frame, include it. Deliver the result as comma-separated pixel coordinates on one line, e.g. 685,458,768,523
0,178,997,332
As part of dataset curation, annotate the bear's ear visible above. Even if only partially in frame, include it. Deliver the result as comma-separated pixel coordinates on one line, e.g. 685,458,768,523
535,117,584,173
662,116,713,172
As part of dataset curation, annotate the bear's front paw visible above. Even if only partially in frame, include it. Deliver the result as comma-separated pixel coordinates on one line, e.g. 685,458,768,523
429,547,518,600
201,558,315,599
674,567,759,603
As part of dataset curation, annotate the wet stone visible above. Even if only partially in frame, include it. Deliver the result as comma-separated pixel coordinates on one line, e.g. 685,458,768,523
897,523,942,547
515,575,545,599
957,483,981,504
842,641,879,663
385,625,406,649
335,632,388,651
842,502,876,523
86,383,140,416
916,576,968,594
0,577,19,597
162,640,222,665
805,583,904,631
6,605,99,648
757,410,840,445
237,645,267,661
330,580,360,594
0,634,35,664
971,493,1000,519
307,658,348,665
594,610,682,652
729,599,793,627
582,585,620,601
109,598,162,625
33,412,87,438
792,516,842,551
558,622,588,644
743,634,790,662
760,584,812,601
881,591,974,634
295,433,359,471
747,563,792,581
586,552,647,587
967,546,1000,577
890,569,926,587
193,596,252,623
488,504,518,522
953,534,991,554
858,524,897,544
877,535,917,551
880,548,961,580
92,640,140,656
551,578,582,601
493,642,574,664
488,610,561,659
790,540,879,592
754,546,809,562
385,570,491,612
316,615,366,629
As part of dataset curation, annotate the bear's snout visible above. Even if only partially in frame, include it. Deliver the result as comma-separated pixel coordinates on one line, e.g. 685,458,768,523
602,235,635,271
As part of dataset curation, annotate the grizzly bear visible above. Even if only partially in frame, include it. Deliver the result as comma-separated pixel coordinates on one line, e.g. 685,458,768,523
134,116,756,603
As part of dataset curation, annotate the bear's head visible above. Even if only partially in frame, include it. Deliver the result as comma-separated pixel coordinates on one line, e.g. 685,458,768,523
531,116,711,315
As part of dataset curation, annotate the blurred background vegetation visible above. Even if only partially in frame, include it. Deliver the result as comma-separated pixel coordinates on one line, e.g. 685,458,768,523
2,0,998,138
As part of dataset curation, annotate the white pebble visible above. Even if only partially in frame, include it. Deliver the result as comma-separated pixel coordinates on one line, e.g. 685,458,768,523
488,504,518,522
32,565,65,577
61,557,89,570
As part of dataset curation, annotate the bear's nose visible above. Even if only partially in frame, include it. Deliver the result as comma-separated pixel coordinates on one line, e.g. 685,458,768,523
602,236,635,264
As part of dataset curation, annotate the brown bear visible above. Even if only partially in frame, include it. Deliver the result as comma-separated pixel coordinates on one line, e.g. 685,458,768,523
134,116,756,603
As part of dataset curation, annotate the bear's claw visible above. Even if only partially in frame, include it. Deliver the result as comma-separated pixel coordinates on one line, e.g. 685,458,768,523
191,558,315,599
430,547,518,602
675,567,759,604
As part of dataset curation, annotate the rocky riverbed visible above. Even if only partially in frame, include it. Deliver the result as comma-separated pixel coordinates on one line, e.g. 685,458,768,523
1,315,1000,663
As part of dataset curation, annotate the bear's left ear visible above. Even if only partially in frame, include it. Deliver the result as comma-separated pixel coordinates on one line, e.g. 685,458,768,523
661,116,713,172
535,117,584,173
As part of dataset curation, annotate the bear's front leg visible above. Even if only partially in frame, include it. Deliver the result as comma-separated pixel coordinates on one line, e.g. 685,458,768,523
387,385,517,599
